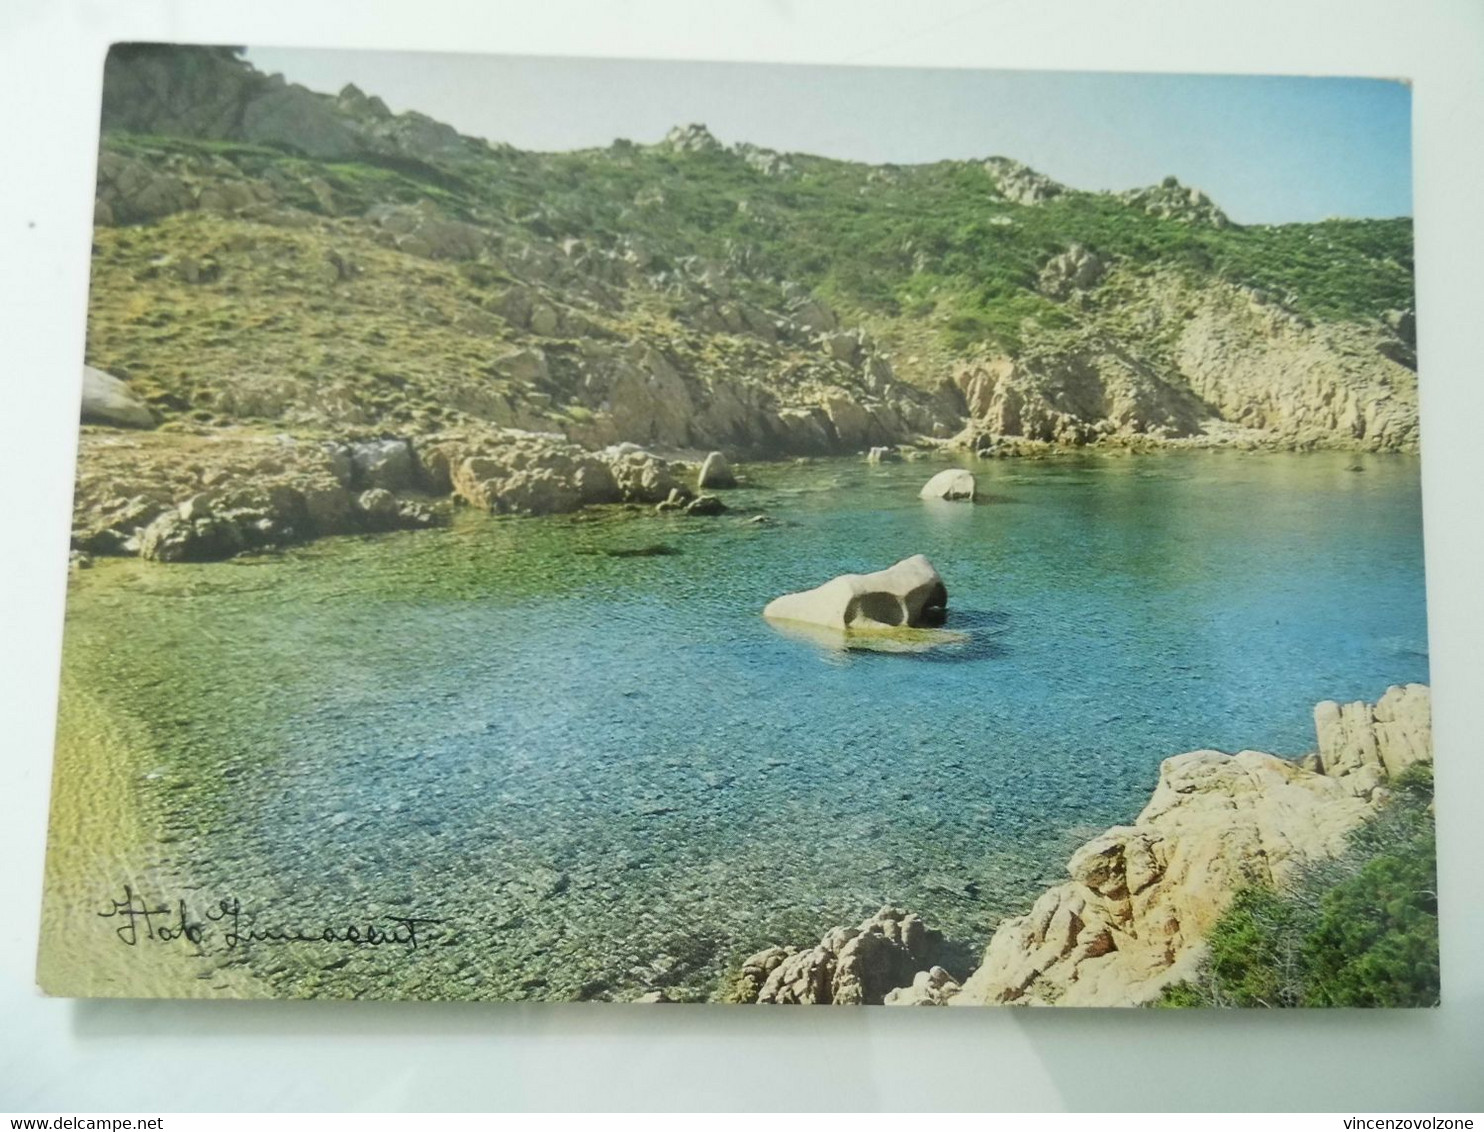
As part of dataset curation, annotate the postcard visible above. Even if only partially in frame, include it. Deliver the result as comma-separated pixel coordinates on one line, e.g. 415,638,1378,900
38,43,1433,1006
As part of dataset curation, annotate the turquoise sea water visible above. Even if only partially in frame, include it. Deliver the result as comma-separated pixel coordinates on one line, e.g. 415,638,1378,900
62,450,1429,1000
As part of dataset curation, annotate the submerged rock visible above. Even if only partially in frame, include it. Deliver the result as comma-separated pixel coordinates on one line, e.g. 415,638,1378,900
685,494,727,516
654,487,690,514
763,554,947,632
601,544,679,558
919,468,976,501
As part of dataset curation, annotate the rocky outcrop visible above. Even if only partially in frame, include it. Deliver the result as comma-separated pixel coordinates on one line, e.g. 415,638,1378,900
1311,683,1432,798
131,477,442,563
919,468,976,501
736,143,796,178
552,340,932,459
86,48,1418,462
724,686,1431,1007
73,433,339,557
88,433,448,562
1173,286,1419,451
93,151,197,226
951,685,1433,1007
661,123,725,154
951,344,1207,446
1118,176,1230,228
365,203,487,261
982,157,1066,205
696,451,737,490
71,420,753,561
944,274,1420,453
348,438,417,491
763,555,948,632
731,908,945,1005
422,431,684,516
81,366,156,429
884,966,963,1006
100,45,482,164
1038,244,1105,299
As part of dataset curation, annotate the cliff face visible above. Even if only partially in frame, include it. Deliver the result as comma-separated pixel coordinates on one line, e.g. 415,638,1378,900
1172,285,1419,451
83,45,1419,467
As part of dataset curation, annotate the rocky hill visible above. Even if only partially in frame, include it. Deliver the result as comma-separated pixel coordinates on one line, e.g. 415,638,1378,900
72,45,1420,559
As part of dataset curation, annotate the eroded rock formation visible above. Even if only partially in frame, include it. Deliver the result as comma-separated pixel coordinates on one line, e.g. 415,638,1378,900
952,684,1433,1006
731,908,945,1005
763,555,948,632
86,47,1421,464
71,426,703,561
726,686,1433,1008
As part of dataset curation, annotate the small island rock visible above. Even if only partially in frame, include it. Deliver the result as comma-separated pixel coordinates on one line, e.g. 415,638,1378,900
763,554,947,631
919,468,976,501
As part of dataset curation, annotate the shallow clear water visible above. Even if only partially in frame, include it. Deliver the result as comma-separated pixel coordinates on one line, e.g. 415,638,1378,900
60,450,1429,1000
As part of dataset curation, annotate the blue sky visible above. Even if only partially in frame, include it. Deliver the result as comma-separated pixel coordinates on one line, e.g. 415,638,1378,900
244,48,1412,225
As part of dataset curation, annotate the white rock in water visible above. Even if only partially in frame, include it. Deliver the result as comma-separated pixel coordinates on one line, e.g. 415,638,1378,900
697,450,737,489
81,365,155,429
763,554,947,631
919,468,975,501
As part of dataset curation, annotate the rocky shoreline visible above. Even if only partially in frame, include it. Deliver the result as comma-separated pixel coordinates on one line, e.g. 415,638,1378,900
725,684,1432,1007
68,422,742,565
68,407,1421,568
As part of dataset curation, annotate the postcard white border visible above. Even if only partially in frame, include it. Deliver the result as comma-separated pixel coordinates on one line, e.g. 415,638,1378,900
2,0,1482,1112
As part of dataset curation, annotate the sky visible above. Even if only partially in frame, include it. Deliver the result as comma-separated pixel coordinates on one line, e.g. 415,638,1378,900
244,47,1412,225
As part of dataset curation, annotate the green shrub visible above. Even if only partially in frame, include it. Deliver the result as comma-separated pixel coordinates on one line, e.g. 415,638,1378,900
1158,772,1439,1009
1301,833,1439,1007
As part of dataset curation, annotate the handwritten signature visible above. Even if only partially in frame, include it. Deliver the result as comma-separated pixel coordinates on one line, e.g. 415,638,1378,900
98,884,443,952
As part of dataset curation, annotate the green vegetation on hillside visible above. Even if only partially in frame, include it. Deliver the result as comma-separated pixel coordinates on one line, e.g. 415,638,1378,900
83,46,1419,453
99,117,1415,353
